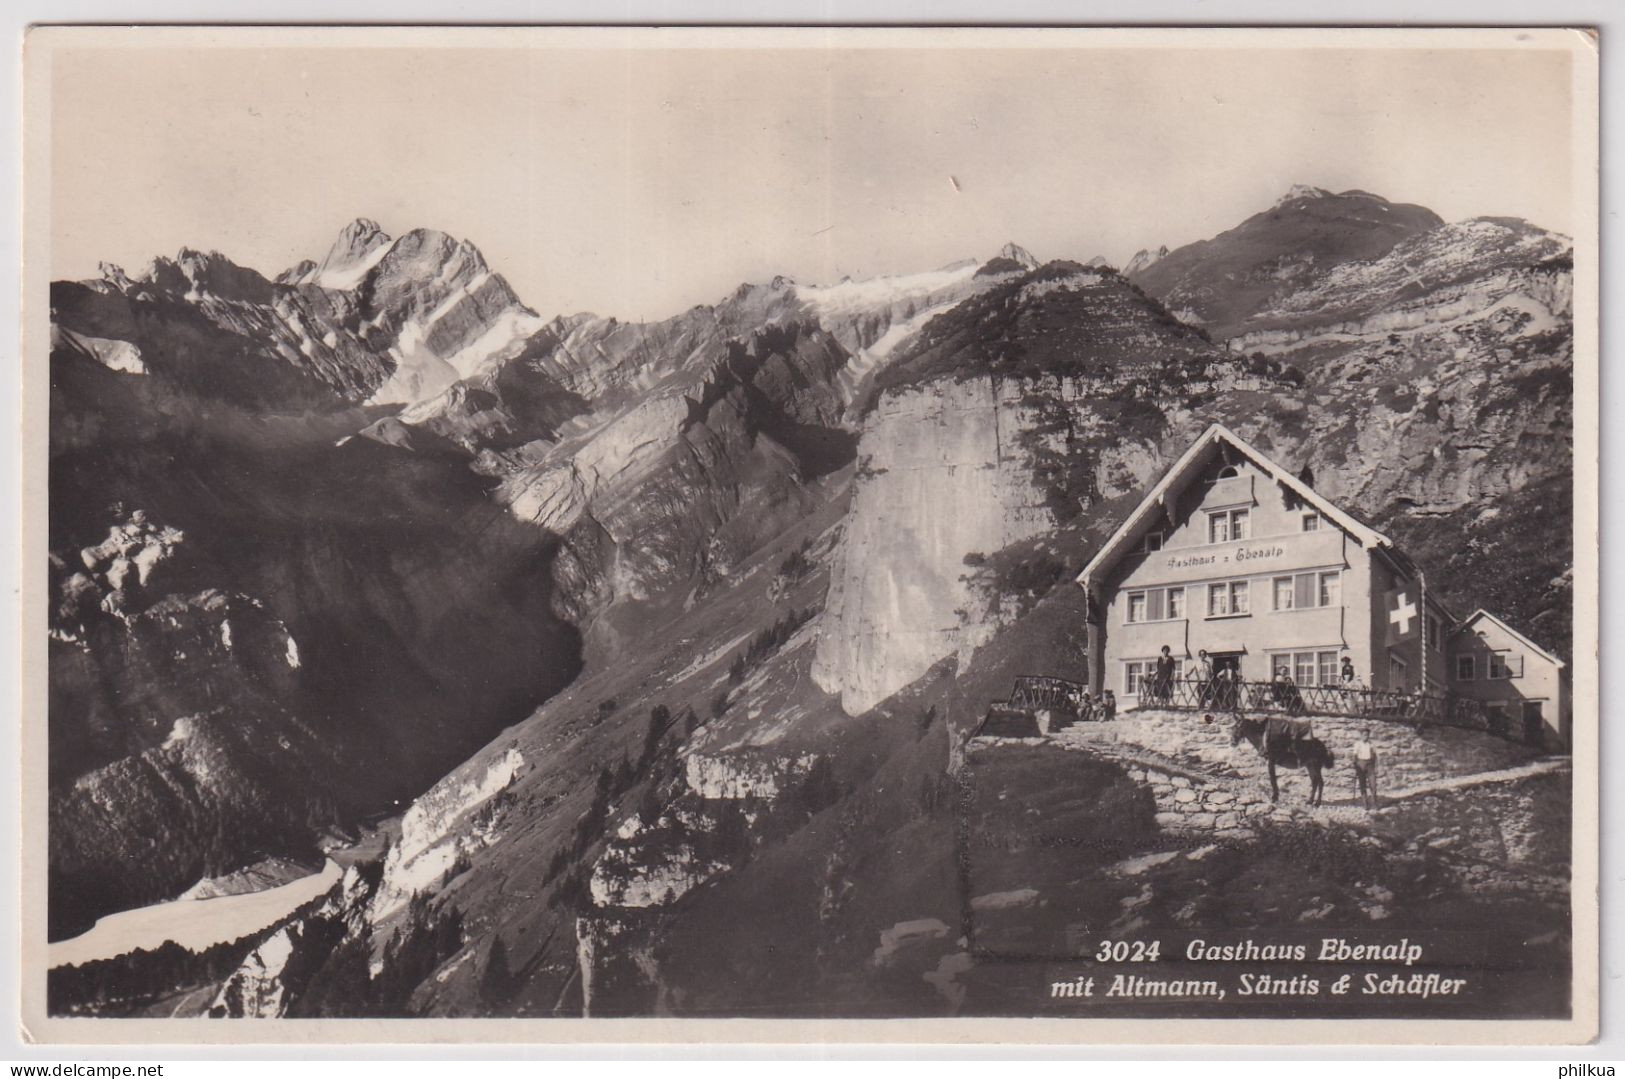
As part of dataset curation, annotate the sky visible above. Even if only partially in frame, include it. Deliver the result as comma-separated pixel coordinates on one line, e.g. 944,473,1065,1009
45,31,1581,322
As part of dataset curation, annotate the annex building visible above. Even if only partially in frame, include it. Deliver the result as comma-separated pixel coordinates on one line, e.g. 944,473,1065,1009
1075,424,1570,747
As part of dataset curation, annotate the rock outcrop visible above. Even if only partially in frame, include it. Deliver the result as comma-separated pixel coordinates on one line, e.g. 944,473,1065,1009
812,378,1056,714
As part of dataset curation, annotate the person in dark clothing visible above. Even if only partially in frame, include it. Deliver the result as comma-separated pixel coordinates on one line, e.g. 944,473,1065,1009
1272,669,1306,716
1102,690,1117,722
1153,645,1177,703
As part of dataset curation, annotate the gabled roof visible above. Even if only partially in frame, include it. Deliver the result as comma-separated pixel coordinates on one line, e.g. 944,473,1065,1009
1452,609,1566,669
1076,423,1392,592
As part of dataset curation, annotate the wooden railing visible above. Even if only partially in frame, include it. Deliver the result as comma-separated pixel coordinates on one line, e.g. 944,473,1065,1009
1008,675,1090,715
1135,677,1521,738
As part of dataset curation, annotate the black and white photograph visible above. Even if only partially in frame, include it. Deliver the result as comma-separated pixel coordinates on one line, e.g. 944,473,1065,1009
18,25,1599,1043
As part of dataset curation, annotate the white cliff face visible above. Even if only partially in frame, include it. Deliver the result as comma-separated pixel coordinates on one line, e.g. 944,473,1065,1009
500,393,692,532
812,377,1056,714
683,752,817,800
1124,245,1169,277
370,748,524,921
589,842,726,909
210,926,297,1018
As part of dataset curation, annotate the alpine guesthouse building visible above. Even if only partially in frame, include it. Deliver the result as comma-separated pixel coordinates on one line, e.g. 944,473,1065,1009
1075,424,1570,748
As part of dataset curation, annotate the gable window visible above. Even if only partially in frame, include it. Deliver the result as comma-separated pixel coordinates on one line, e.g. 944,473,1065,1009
1208,508,1250,543
1271,570,1342,611
1141,531,1164,553
1455,655,1476,681
1489,651,1523,679
1207,580,1249,617
1302,513,1322,532
1217,465,1240,479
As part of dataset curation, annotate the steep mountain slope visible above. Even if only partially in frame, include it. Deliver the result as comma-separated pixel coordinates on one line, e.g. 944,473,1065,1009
47,227,1030,934
1130,186,1444,337
386,254,1022,663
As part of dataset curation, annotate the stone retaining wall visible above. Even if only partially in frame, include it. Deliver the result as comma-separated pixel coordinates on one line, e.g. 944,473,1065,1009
1123,762,1275,840
1103,708,1543,801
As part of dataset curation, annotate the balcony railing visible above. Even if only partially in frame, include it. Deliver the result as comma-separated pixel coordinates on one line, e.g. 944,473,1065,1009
1132,677,1526,740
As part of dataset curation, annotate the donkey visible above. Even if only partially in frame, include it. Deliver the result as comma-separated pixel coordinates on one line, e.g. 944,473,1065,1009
1230,716,1336,806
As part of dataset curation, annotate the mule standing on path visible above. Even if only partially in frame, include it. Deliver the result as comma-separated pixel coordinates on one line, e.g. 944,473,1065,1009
1230,715,1336,805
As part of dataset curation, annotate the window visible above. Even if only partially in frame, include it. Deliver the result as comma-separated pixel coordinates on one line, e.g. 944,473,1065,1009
1217,465,1240,479
1124,660,1152,695
1302,513,1322,532
1141,531,1164,553
1271,571,1341,611
1207,508,1250,543
1455,655,1476,681
1166,587,1185,620
1126,587,1185,624
1427,614,1442,651
1269,650,1342,686
1489,651,1523,679
1208,580,1249,617
1318,571,1341,608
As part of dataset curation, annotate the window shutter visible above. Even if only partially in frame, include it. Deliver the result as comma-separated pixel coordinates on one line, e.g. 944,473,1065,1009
1147,589,1166,621
1512,653,1525,677
1295,572,1315,609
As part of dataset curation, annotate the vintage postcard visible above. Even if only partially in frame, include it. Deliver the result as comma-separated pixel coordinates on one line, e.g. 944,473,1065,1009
19,25,1598,1044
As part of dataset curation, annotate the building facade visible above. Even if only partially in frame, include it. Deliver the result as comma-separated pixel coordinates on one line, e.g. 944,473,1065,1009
1449,610,1570,748
1075,426,1555,737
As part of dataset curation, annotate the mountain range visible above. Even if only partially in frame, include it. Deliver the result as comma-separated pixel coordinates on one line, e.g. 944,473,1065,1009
46,184,1574,1015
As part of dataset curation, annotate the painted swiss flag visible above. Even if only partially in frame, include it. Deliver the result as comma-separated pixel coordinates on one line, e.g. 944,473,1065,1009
1384,588,1419,646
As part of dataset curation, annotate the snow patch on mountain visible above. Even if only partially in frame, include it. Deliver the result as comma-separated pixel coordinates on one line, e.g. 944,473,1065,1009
798,261,982,316
1124,245,1169,276
1274,184,1331,207
55,328,147,375
997,242,1040,269
316,240,395,291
